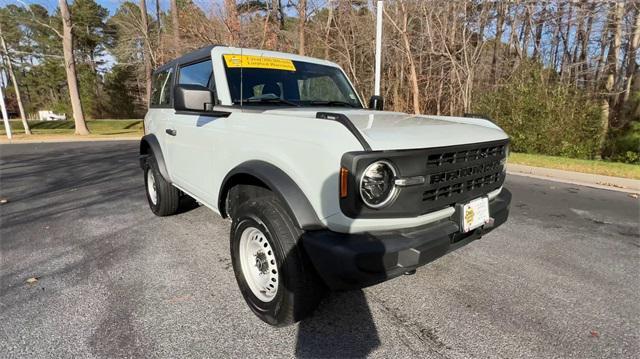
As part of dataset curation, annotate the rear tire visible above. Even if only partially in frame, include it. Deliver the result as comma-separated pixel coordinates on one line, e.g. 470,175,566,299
143,154,180,216
230,191,325,326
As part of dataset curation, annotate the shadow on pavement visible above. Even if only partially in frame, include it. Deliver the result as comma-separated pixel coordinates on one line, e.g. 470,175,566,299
295,290,380,358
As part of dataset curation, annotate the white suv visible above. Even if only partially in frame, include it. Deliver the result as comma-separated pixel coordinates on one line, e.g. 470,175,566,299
140,45,511,326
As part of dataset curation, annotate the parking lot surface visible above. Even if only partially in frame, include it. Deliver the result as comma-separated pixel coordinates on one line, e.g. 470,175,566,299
1,141,638,358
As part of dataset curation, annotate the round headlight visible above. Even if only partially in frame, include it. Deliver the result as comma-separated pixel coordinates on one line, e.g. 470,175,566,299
359,160,398,208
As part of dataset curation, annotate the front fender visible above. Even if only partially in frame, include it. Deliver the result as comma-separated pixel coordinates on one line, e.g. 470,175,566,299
139,134,171,181
219,160,324,231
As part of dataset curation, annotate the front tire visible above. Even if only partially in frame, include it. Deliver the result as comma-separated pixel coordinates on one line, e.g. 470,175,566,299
230,193,324,326
143,155,180,216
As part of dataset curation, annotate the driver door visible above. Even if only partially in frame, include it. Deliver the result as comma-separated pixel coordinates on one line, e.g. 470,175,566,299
166,58,224,204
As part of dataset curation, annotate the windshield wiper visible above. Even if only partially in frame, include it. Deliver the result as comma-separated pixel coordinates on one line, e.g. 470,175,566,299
235,98,300,107
309,100,358,108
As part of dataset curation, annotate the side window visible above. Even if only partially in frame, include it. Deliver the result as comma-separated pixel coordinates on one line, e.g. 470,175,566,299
150,68,174,106
178,59,214,91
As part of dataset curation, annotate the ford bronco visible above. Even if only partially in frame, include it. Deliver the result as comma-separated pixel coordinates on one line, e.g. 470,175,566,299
140,45,511,326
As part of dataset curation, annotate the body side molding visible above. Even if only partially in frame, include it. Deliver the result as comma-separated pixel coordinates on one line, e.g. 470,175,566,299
219,160,324,230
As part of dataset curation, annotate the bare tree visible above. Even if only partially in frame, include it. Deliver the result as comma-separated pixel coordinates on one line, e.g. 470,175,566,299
531,4,545,60
600,1,624,150
170,0,180,55
578,2,596,84
622,4,640,104
551,2,564,71
385,1,420,114
139,0,152,105
224,0,241,46
262,0,281,49
0,23,30,135
156,0,162,62
298,0,307,55
491,2,505,83
59,0,89,135
323,0,334,59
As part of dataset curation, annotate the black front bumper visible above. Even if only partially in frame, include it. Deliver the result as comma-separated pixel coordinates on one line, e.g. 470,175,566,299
302,188,511,290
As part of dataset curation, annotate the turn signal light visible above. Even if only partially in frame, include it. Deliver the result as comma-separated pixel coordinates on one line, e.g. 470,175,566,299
340,167,349,198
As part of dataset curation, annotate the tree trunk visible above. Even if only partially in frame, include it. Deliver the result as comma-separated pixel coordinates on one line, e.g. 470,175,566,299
491,2,505,84
579,3,596,84
622,5,640,104
386,2,420,114
600,1,624,153
156,0,162,63
139,0,152,106
551,3,564,71
532,5,544,60
520,4,532,57
59,0,89,135
323,0,334,59
170,0,180,55
298,0,307,55
570,2,585,85
277,0,285,30
477,1,488,44
224,0,241,46
594,6,609,89
0,29,30,135
508,3,523,59
604,3,624,104
267,0,280,49
559,2,573,81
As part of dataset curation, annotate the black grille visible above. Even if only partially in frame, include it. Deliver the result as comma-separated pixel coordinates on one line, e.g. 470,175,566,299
426,144,505,168
421,142,507,212
339,139,509,219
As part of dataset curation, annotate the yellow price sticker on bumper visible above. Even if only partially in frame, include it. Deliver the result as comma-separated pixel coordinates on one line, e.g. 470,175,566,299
223,54,296,71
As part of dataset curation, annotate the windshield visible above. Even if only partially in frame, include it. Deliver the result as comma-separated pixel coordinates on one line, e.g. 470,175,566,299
224,58,363,108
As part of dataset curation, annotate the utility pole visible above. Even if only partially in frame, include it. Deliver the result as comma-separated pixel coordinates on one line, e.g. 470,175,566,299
374,0,383,97
0,82,12,140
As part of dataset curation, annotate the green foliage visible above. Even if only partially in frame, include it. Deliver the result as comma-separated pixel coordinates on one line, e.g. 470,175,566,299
606,121,640,164
604,86,640,164
70,0,110,57
104,65,145,119
474,62,603,159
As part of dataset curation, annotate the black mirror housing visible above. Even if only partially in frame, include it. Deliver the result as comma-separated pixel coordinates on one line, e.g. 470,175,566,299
174,84,215,112
368,95,384,111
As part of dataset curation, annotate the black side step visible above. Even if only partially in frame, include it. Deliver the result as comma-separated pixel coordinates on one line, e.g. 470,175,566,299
316,112,372,151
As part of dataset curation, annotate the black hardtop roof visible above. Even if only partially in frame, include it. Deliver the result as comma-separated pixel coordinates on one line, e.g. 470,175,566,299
153,45,221,74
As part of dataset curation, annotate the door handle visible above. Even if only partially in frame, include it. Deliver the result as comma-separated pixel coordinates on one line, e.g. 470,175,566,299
165,128,177,136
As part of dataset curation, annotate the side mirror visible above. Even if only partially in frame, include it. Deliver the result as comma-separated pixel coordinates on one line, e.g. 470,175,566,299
368,95,384,111
174,84,215,112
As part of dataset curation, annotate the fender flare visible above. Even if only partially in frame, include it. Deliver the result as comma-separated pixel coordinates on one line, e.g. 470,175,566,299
139,134,170,181
219,160,324,231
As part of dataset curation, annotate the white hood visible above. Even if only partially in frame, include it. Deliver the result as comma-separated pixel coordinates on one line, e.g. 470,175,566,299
262,108,508,151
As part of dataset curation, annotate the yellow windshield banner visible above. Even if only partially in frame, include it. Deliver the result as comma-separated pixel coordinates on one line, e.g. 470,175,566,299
223,54,296,71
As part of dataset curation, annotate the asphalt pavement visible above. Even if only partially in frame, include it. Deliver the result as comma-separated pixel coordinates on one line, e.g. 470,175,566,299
1,141,638,358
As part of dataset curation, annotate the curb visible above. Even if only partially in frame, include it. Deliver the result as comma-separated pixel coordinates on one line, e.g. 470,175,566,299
0,137,140,144
507,163,640,194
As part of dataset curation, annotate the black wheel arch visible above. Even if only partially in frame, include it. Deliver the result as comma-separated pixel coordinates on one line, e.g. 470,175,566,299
140,134,170,181
219,160,324,231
